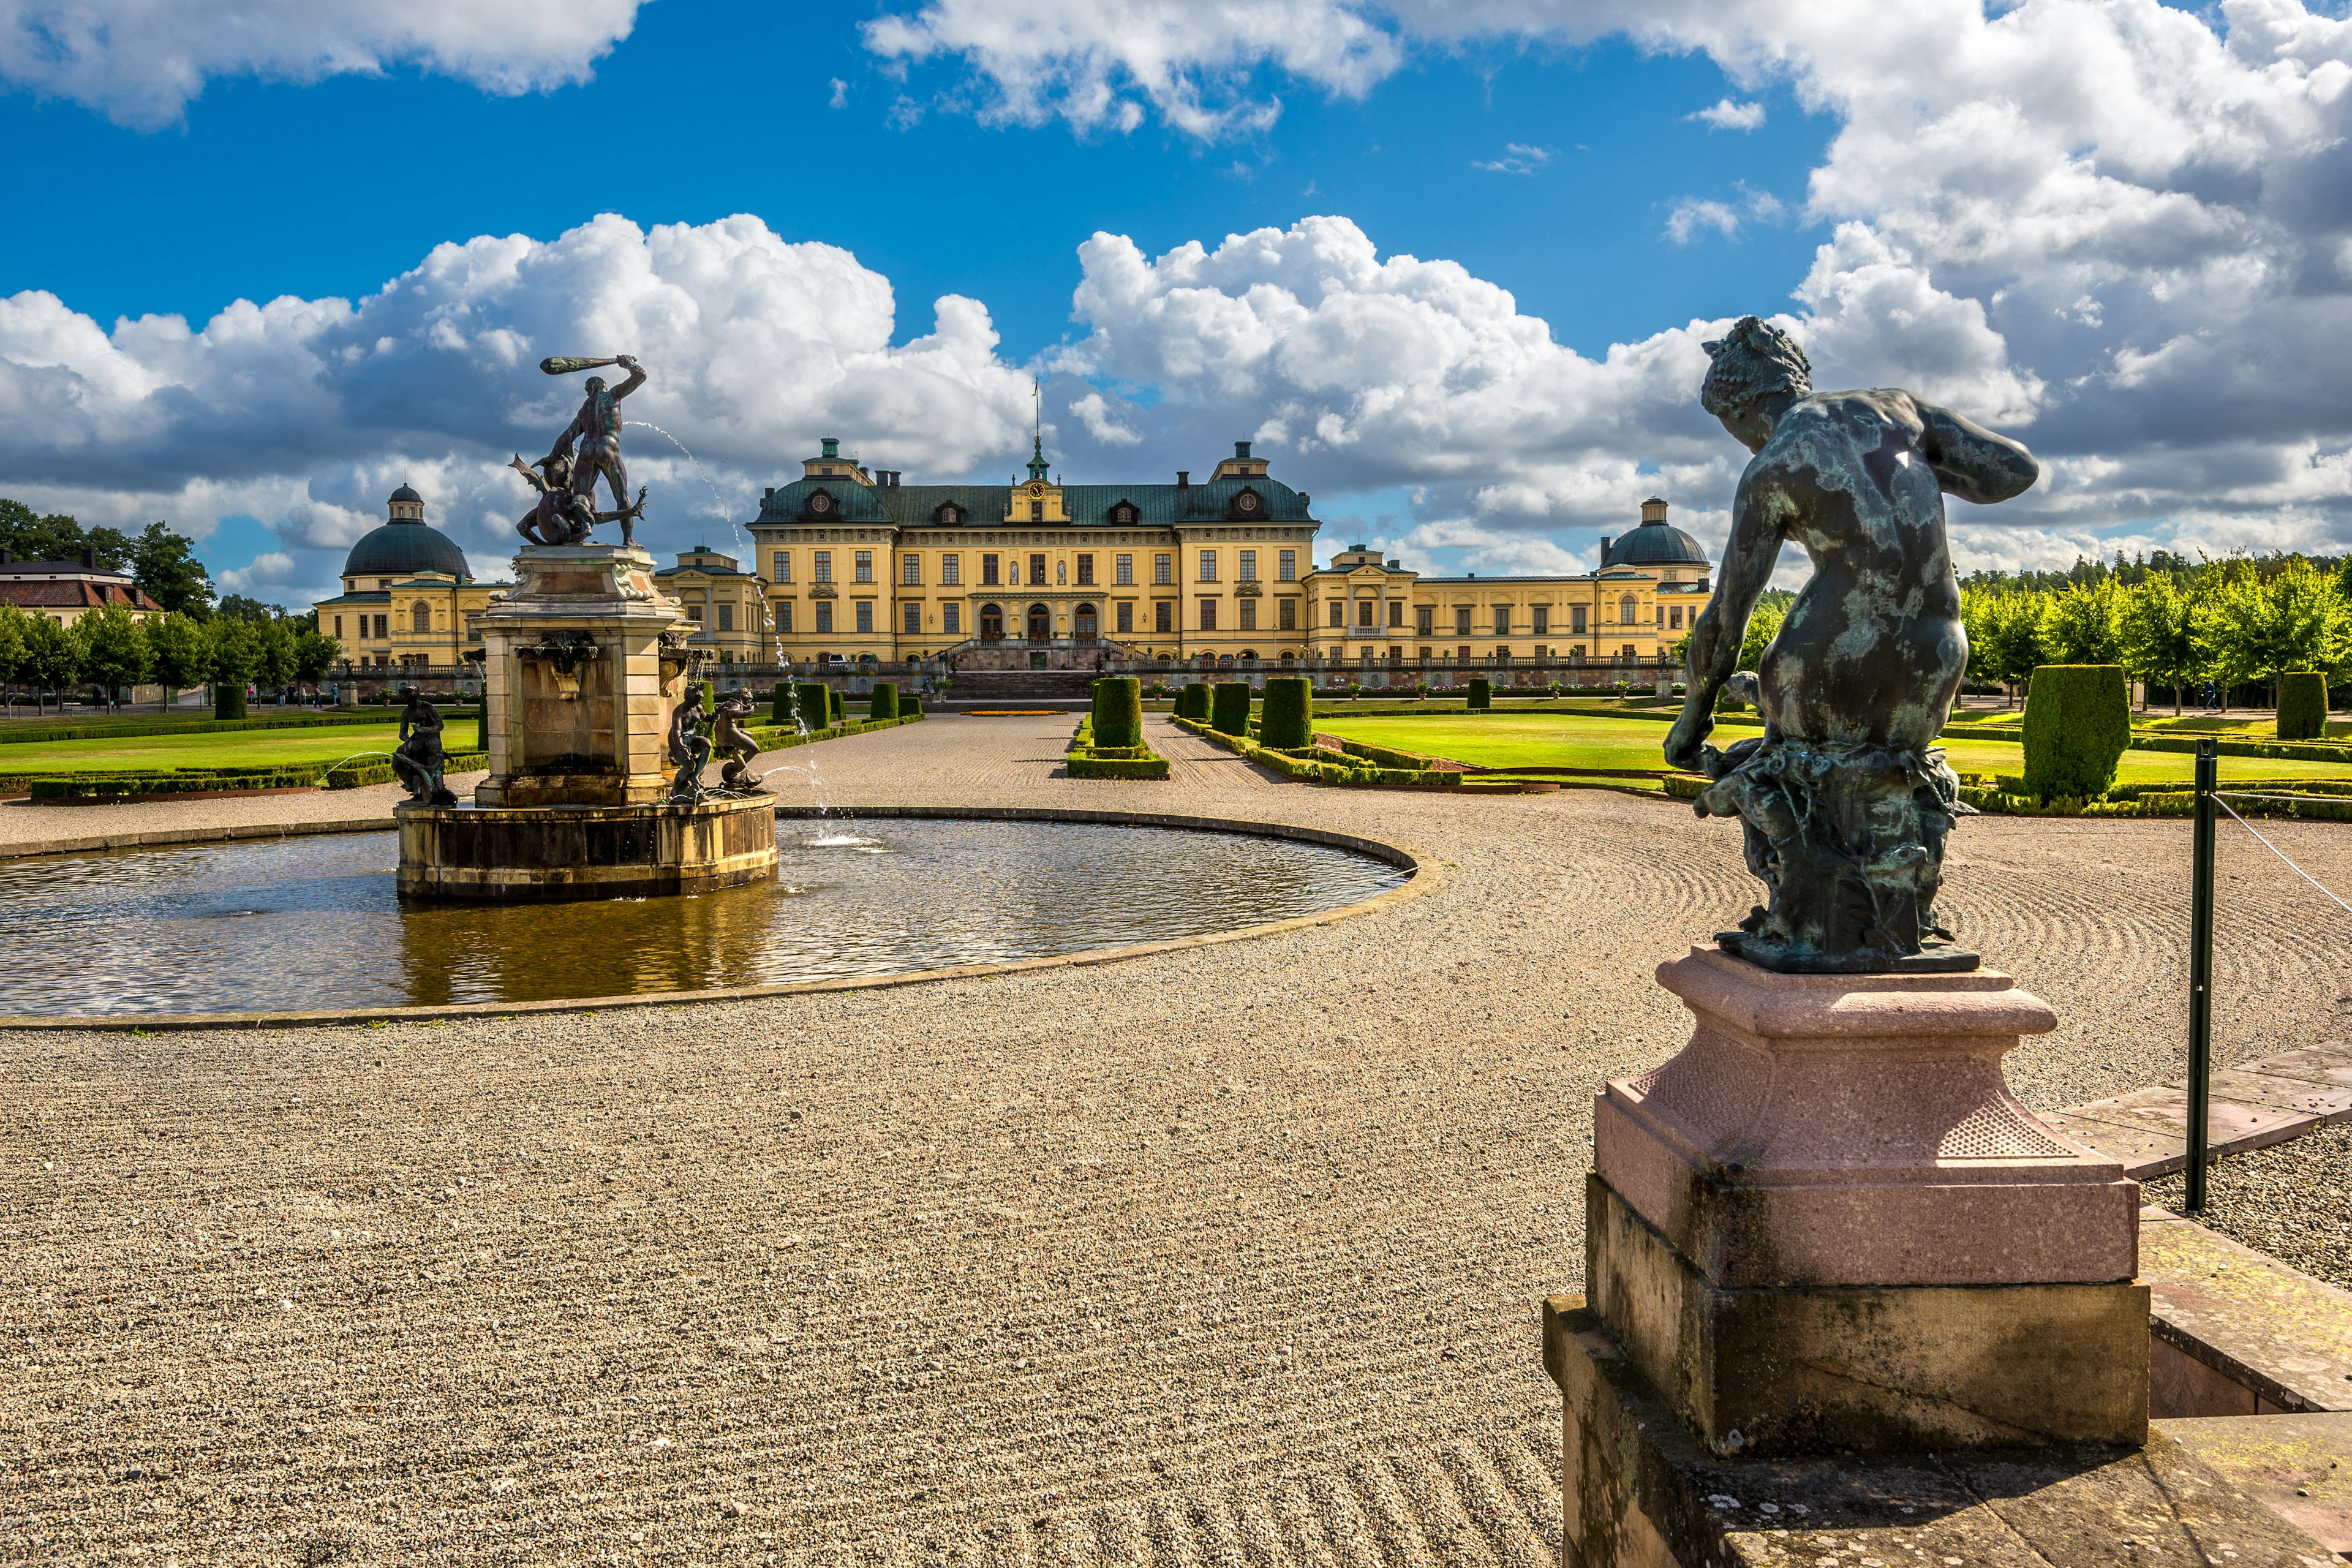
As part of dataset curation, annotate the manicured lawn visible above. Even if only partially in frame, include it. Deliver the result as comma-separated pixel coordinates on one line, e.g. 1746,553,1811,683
0,724,427,774
1316,712,2352,785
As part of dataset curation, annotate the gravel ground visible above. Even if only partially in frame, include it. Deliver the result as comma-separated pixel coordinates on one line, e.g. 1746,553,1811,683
7,712,2352,1565
2145,1124,2352,1289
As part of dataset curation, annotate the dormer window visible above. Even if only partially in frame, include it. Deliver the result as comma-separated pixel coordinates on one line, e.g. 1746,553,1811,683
1229,486,1264,519
1110,501,1137,526
804,489,835,518
935,502,962,527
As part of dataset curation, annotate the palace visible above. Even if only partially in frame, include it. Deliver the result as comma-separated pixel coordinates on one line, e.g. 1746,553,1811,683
0,549,164,626
752,437,1712,672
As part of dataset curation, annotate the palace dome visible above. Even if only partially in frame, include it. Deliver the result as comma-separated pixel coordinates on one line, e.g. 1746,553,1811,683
1602,500,1708,569
342,488,470,581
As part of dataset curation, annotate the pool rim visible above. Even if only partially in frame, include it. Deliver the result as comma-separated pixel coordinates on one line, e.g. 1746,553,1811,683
0,806,1437,1031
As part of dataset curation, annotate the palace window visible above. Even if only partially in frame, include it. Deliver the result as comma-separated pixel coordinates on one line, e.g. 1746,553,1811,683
1156,601,1173,634
904,602,921,634
1329,601,1344,628
688,603,704,623
1571,605,1587,633
1417,606,1433,635
1198,550,1218,582
1200,598,1218,631
943,603,960,635
1077,553,1095,586
1356,600,1374,627
718,605,734,631
412,601,432,633
1493,606,1510,635
941,554,960,586
854,551,873,584
1278,549,1297,582
1029,500,1044,521
1240,600,1257,631
1238,549,1257,581
1620,594,1638,624
333,615,343,638
856,601,874,634
1030,554,1047,585
816,603,834,634
779,603,793,633
1388,600,1403,628
1278,598,1296,631
902,554,920,586
1533,606,1550,633
1117,602,1134,635
1115,553,1133,585
372,614,388,639
1454,607,1472,636
1670,606,1684,630
773,552,791,584
813,551,833,582
981,554,1000,586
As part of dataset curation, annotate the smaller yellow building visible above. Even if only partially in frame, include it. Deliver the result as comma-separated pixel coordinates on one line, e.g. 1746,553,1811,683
315,486,503,672
653,544,774,663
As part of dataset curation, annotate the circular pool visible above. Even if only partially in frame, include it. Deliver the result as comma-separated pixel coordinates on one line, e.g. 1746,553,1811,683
0,815,1412,1019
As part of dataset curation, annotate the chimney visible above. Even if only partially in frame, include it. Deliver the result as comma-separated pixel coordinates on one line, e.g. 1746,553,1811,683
1599,536,1614,564
763,487,775,502
0,548,10,565
1641,497,1668,524
80,547,97,570
1177,470,1189,488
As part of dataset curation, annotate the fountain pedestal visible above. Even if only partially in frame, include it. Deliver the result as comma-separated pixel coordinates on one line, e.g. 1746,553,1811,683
396,544,777,901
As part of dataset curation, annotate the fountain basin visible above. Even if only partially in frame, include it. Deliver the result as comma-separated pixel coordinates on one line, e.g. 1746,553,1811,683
395,794,777,900
0,809,1423,1025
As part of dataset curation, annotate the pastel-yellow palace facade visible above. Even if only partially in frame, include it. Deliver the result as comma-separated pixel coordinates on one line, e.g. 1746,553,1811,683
313,443,1715,680
750,437,1714,674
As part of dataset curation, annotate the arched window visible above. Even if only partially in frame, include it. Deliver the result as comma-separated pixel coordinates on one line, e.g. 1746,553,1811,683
411,601,432,633
1618,595,1638,624
979,604,1004,641
1074,603,1098,639
1027,603,1051,641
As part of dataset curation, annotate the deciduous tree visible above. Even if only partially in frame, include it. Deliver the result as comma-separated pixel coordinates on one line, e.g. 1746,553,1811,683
71,603,150,704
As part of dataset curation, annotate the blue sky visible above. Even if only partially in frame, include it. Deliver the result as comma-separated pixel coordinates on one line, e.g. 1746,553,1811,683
3,0,2349,606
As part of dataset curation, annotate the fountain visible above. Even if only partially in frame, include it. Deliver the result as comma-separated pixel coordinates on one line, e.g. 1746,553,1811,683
395,354,779,900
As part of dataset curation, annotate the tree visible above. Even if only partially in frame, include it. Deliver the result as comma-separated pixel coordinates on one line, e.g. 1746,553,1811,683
251,614,297,695
217,593,288,622
0,497,130,569
291,624,343,687
1738,598,1786,671
20,613,78,714
2207,557,2350,707
146,612,208,710
2041,579,2124,665
0,603,25,715
2118,574,2214,715
1974,591,2050,703
71,603,150,704
202,614,261,706
130,521,216,617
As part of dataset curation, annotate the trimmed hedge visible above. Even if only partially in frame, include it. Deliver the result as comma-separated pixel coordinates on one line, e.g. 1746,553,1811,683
1172,714,1460,786
214,685,247,720
1091,676,1144,748
1174,682,1211,720
1259,676,1314,750
1210,682,1253,737
2022,664,2129,802
1468,678,1492,710
1067,712,1170,779
790,682,831,733
831,688,845,726
868,682,899,722
0,709,479,745
2278,671,2328,741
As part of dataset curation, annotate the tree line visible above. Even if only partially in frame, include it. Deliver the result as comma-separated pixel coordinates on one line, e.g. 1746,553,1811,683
0,497,343,712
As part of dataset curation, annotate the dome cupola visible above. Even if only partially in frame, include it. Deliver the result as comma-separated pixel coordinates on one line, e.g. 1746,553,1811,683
1601,497,1708,569
342,486,470,584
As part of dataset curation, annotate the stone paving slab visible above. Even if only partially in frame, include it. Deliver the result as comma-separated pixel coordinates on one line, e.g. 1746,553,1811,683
2162,1412,2352,1555
2143,1208,2352,1415
2048,1047,2352,1178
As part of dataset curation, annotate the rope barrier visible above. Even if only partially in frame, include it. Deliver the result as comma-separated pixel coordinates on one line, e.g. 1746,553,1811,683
2212,794,2352,920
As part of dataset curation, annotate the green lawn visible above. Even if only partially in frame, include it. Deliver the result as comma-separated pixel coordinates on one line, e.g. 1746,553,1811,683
1316,713,2352,785
0,723,434,774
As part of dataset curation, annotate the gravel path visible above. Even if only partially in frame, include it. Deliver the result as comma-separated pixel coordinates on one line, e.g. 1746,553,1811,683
2145,1125,2352,1289
8,711,2352,1564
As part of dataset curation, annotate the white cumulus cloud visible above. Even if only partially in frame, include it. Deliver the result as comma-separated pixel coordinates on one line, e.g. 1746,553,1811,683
0,0,650,128
1688,97,1765,130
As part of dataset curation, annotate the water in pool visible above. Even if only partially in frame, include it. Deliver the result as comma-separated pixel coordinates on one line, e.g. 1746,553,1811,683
0,820,1406,1016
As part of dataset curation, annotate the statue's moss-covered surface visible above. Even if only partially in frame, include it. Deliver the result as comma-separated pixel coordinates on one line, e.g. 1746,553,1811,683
1668,317,2040,972
2022,665,2130,802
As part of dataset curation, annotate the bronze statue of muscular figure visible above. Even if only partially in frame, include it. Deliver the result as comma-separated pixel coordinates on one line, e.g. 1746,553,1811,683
1665,317,2039,973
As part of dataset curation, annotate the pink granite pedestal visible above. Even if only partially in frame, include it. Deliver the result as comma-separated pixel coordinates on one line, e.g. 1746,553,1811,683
1558,946,2152,1542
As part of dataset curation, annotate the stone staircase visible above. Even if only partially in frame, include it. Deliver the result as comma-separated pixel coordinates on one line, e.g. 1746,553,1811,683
948,669,1107,703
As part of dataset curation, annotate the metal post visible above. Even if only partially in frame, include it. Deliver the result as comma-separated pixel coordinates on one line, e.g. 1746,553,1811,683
2185,737,2218,1212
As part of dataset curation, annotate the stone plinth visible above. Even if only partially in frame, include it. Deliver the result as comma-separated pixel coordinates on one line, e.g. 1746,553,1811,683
396,795,776,901
1553,948,2152,1561
472,545,692,809
1596,946,2139,1289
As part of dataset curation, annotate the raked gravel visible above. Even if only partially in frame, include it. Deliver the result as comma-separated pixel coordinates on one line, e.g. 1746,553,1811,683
7,713,2352,1565
2146,1123,2352,1289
